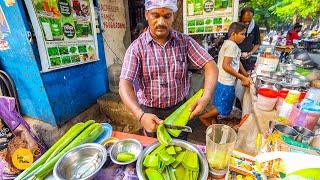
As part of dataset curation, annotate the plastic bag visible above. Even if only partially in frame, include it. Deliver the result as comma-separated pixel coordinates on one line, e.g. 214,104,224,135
235,114,260,155
0,96,46,178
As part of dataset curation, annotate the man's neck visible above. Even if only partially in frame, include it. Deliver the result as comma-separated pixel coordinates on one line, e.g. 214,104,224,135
150,31,170,46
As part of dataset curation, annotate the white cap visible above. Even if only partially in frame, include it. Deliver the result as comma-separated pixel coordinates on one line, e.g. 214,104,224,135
145,0,178,12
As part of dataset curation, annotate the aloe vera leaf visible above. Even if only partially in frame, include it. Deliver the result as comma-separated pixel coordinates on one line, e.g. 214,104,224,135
162,167,171,180
150,144,166,156
172,150,186,168
159,149,175,166
168,166,177,180
157,124,172,146
116,152,135,162
16,120,94,180
174,146,182,152
143,154,159,168
175,164,186,180
45,120,95,162
145,168,164,180
288,168,320,178
34,123,103,179
166,146,176,155
165,89,204,137
182,150,199,171
159,161,166,173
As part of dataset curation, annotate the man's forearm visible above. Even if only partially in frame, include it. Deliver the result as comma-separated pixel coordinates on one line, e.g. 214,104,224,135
119,79,143,119
249,44,260,54
202,61,218,101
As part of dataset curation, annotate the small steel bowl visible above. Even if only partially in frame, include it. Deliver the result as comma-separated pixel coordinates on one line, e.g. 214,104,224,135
293,126,314,143
274,124,298,139
53,143,107,180
136,139,209,180
110,138,143,165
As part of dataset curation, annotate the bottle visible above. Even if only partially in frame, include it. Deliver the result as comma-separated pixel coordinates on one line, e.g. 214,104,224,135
108,58,122,93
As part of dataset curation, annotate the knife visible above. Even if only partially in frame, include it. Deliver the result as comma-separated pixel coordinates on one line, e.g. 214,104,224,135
163,124,192,133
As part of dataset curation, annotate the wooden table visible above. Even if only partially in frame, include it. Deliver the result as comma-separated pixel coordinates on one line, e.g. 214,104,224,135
111,131,157,147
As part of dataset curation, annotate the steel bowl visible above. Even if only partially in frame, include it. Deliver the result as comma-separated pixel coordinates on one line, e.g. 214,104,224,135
110,138,143,165
255,76,278,90
274,124,298,139
53,143,107,180
295,52,311,61
136,139,209,180
293,126,315,143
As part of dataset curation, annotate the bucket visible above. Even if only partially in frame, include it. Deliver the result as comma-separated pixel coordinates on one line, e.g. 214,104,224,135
257,88,278,111
288,104,320,131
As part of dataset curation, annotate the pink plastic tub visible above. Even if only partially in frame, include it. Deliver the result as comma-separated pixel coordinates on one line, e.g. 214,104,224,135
288,104,320,131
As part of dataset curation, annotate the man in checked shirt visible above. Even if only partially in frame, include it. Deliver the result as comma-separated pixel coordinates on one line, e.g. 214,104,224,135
119,0,218,138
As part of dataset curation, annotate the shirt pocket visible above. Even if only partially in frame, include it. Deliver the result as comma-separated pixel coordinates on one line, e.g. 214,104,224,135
172,59,187,80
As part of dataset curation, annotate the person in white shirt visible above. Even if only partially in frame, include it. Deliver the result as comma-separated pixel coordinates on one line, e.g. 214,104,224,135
200,22,250,125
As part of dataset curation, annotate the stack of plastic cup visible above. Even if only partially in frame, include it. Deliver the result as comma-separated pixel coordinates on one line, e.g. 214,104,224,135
277,90,301,124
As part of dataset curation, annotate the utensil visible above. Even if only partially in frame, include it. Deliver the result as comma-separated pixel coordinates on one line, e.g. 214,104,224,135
206,124,237,178
274,124,298,139
293,126,314,143
73,154,100,179
163,124,192,133
53,143,107,180
110,138,142,165
268,120,279,134
136,139,208,180
255,75,278,91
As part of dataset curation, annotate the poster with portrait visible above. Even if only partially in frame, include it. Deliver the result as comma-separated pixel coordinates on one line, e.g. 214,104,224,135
183,0,239,35
25,0,99,72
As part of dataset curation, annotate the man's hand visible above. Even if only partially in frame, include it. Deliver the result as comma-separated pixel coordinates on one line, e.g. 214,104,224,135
241,52,249,59
242,52,252,59
140,113,163,132
189,97,210,120
241,77,250,87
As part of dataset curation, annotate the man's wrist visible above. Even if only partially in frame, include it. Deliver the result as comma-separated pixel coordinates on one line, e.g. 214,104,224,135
201,92,211,103
138,112,145,122
134,108,144,120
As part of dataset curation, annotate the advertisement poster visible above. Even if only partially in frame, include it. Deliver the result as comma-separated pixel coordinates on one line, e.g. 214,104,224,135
184,0,239,35
99,0,127,66
26,0,98,72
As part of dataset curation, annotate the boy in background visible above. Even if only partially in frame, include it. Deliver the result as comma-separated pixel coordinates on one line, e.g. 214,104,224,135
200,22,250,125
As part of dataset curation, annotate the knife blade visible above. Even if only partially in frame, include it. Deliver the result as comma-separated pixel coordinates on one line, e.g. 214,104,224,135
163,124,192,133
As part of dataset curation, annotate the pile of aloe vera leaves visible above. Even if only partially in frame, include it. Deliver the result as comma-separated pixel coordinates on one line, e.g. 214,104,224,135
143,143,200,180
142,90,204,180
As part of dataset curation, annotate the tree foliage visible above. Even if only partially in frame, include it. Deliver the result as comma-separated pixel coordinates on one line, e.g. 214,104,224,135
243,0,320,30
272,0,320,18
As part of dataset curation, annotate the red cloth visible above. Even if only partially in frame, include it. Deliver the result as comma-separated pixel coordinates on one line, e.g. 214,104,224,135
286,29,300,45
